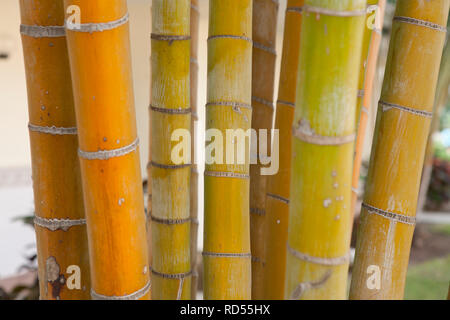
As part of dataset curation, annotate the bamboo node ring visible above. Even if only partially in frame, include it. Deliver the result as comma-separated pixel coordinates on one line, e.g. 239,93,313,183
150,34,191,42
290,270,332,300
151,268,192,280
204,171,250,179
393,16,447,33
66,12,129,33
267,193,290,204
190,3,200,13
207,35,252,43
91,280,151,300
277,100,296,109
361,203,416,225
28,123,77,135
78,138,139,160
151,161,191,170
202,252,252,258
34,216,86,232
206,101,252,111
379,100,433,118
150,215,191,225
253,41,277,55
293,121,356,146
252,96,275,109
20,25,65,38
150,105,191,114
250,207,266,216
302,5,367,17
251,256,265,264
190,57,199,66
286,6,303,14
287,243,350,266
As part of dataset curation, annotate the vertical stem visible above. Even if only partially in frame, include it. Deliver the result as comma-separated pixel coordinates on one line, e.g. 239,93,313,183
250,0,278,300
150,0,191,300
264,0,304,300
19,0,90,300
351,0,386,218
204,0,252,300
350,0,449,300
64,0,150,300
286,0,366,300
190,0,200,300
418,39,450,211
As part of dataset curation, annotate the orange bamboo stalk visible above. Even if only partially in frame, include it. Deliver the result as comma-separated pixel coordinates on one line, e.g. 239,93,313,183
250,0,278,300
263,0,304,300
190,0,200,300
19,0,90,300
350,0,449,299
351,0,386,218
64,0,150,300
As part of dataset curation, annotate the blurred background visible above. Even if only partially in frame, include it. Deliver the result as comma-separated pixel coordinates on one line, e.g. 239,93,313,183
0,0,448,299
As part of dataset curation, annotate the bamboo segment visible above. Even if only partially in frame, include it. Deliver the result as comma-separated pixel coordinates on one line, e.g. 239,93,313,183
150,0,191,300
418,39,450,211
19,0,90,300
351,0,386,218
190,0,200,300
250,0,278,300
263,0,304,300
285,0,366,300
204,0,252,300
64,0,150,300
350,0,449,300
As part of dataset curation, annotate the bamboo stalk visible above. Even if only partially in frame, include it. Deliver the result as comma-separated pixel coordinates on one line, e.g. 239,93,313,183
351,0,386,218
285,0,367,300
150,0,192,300
350,0,449,300
250,0,278,300
190,0,200,300
418,39,450,211
64,0,150,300
203,0,253,300
263,0,304,300
19,0,90,300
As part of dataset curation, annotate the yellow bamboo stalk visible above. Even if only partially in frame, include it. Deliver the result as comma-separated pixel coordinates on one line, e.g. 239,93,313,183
204,0,252,300
418,39,450,211
19,0,90,300
250,0,278,300
190,0,200,300
150,0,191,300
351,0,386,217
263,0,304,300
285,0,366,300
64,0,150,300
350,0,449,300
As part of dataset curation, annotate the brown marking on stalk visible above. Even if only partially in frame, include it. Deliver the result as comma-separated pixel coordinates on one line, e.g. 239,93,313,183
45,256,66,300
